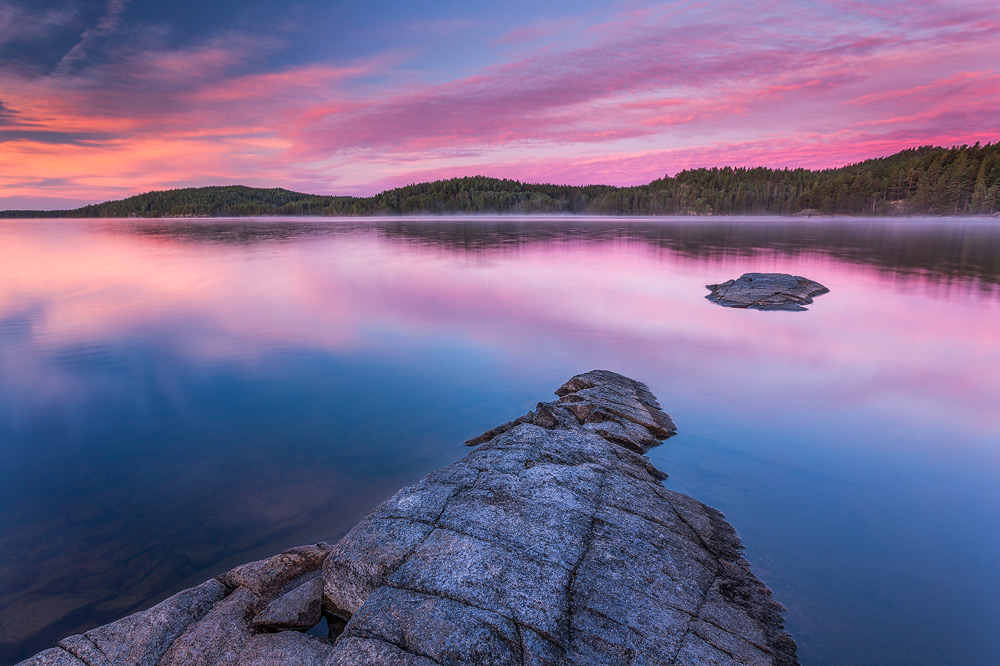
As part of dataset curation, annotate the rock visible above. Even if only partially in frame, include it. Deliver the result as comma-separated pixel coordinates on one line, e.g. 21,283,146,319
221,543,331,598
464,412,534,446
17,371,798,666
466,368,677,452
706,273,829,311
792,208,824,217
15,648,87,666
233,631,334,665
54,636,108,666
252,576,323,631
157,586,258,666
323,370,797,665
56,579,227,666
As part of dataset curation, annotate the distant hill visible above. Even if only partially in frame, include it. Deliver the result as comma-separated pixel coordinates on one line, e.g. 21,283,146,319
4,143,999,218
0,185,342,219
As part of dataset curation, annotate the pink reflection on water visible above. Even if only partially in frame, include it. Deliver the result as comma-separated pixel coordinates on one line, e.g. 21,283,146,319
1,220,998,452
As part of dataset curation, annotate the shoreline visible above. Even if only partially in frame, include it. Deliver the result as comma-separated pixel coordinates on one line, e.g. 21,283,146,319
4,212,1000,222
17,371,798,666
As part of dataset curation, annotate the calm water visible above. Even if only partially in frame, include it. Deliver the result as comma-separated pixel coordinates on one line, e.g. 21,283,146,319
1,216,998,665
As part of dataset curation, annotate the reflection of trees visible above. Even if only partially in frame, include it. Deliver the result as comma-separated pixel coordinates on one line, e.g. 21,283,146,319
376,220,1000,295
99,220,373,245
102,218,1000,296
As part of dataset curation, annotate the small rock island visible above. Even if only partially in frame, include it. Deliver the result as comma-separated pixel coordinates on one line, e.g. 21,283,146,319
706,273,830,311
19,371,798,666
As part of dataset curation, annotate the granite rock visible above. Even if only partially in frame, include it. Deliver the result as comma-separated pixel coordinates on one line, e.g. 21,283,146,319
18,370,798,666
15,648,87,666
252,576,323,631
221,543,331,598
54,579,227,666
232,631,334,666
706,273,829,311
324,370,797,665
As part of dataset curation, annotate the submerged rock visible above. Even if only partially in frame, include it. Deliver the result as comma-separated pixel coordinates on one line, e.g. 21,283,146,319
18,371,798,666
707,273,829,311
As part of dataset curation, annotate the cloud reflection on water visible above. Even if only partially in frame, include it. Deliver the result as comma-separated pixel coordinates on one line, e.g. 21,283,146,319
0,217,998,665
2,217,998,440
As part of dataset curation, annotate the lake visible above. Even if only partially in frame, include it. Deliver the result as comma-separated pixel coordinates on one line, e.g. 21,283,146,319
0,216,997,665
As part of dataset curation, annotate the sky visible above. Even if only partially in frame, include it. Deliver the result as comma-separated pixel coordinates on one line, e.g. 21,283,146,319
1,0,998,209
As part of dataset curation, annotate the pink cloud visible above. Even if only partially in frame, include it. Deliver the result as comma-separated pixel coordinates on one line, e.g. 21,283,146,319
2,0,999,204
852,71,1000,107
279,1,999,167
284,33,794,155
355,126,999,194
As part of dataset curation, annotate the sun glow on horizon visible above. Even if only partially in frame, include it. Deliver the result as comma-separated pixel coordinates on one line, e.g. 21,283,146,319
1,0,998,209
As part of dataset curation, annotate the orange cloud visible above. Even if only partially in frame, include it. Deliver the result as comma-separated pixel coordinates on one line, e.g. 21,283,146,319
2,0,999,205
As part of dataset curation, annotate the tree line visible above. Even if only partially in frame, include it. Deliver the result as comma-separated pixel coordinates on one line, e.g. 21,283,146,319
4,143,999,218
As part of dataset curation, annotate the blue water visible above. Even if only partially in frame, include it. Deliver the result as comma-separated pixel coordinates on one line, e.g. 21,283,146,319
1,217,998,665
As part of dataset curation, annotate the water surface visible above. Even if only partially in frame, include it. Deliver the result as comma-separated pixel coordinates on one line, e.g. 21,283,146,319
1,216,998,665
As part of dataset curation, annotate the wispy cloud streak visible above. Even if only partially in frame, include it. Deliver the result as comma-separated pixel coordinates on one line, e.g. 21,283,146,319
1,0,998,205
55,0,130,76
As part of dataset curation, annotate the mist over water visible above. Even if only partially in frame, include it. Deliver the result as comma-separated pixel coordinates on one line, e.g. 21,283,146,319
1,217,998,665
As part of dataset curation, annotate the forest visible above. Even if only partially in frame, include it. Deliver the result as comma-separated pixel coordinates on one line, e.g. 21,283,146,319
4,143,999,218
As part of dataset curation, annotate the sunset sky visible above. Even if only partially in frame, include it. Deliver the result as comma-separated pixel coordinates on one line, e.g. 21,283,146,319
1,0,998,209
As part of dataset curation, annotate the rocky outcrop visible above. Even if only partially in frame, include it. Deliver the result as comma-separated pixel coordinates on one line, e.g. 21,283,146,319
18,371,798,666
706,273,829,311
